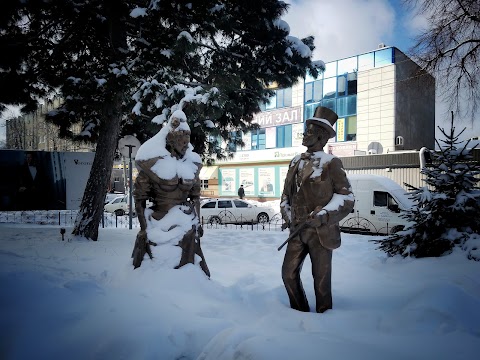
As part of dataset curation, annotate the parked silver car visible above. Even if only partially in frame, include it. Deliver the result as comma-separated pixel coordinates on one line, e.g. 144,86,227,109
104,195,131,216
200,198,276,224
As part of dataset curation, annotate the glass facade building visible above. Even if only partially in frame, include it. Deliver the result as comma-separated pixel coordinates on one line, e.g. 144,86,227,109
209,46,435,200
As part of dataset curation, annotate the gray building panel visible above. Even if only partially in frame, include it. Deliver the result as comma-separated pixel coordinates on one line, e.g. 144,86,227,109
393,48,435,151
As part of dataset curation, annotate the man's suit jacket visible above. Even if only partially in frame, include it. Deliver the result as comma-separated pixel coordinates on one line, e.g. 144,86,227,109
281,151,355,250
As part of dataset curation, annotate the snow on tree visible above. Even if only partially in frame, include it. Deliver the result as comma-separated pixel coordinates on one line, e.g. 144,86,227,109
375,113,480,260
0,0,323,240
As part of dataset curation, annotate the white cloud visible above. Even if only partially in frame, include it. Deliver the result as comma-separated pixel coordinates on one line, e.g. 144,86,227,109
283,0,396,62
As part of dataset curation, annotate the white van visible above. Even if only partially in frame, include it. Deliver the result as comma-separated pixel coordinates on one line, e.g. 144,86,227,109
342,174,414,235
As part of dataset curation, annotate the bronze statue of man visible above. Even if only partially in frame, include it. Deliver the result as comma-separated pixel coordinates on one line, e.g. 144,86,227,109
280,106,354,313
131,110,210,277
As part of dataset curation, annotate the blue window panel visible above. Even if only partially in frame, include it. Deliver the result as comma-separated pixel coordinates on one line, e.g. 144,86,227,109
337,75,347,97
347,95,357,115
313,81,323,102
305,81,323,103
324,61,337,78
304,103,319,120
265,94,276,110
347,72,357,95
258,131,266,149
336,96,357,117
358,52,374,71
276,126,284,148
336,97,348,117
374,48,394,68
282,88,292,107
321,98,336,113
262,88,292,110
276,125,292,148
337,56,357,74
251,129,266,150
306,69,322,83
284,124,292,147
323,77,336,99
305,83,314,103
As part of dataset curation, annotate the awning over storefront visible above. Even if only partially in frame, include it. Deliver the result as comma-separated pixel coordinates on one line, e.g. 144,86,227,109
199,166,218,180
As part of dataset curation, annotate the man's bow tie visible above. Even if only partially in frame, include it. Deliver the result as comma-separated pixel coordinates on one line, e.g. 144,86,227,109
301,152,312,160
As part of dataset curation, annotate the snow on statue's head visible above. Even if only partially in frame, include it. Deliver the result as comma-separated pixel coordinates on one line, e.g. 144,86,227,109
135,110,195,161
166,111,191,158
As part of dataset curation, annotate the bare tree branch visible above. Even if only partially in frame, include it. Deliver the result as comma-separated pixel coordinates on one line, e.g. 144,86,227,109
404,0,480,122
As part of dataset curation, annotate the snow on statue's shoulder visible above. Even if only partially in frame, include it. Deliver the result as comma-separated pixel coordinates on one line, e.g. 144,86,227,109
310,151,337,178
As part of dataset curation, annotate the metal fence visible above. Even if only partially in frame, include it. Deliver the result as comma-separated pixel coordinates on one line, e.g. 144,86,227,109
0,210,286,231
0,210,395,235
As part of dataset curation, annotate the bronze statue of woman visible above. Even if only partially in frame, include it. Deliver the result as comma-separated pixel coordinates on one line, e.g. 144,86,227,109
131,110,210,277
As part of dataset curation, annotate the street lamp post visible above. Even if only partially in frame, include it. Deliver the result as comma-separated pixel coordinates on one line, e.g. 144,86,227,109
117,135,141,230
125,144,135,230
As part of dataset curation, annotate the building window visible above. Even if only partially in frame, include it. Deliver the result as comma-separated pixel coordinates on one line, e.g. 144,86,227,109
228,131,241,152
346,116,357,141
201,180,209,189
305,81,323,103
322,98,336,113
323,77,336,99
251,128,266,150
358,52,374,71
374,48,394,67
276,125,292,148
208,134,222,153
337,56,357,75
260,87,292,110
337,75,347,97
323,61,337,78
347,72,357,95
304,103,318,120
336,96,357,117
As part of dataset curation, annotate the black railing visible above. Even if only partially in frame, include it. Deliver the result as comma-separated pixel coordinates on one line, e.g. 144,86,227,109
340,212,404,235
0,210,402,235
0,210,141,228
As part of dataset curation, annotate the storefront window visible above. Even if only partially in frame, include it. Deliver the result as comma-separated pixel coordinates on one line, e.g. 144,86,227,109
346,116,357,141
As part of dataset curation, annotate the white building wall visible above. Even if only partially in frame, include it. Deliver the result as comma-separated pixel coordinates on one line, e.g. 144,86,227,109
356,64,396,154
291,81,304,115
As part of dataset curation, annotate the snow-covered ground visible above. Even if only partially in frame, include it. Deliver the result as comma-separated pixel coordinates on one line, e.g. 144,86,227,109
1,221,479,360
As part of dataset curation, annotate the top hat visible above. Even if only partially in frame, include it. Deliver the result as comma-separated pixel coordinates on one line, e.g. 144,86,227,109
305,106,338,139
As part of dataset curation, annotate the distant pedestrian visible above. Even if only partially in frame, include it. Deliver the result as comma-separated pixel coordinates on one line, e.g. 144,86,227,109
238,185,245,199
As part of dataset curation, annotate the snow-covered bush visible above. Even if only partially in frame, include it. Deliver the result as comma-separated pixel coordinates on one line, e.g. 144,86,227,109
375,114,480,260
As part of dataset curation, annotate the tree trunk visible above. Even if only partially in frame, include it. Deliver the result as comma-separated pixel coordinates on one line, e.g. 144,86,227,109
72,92,123,241
72,1,127,241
